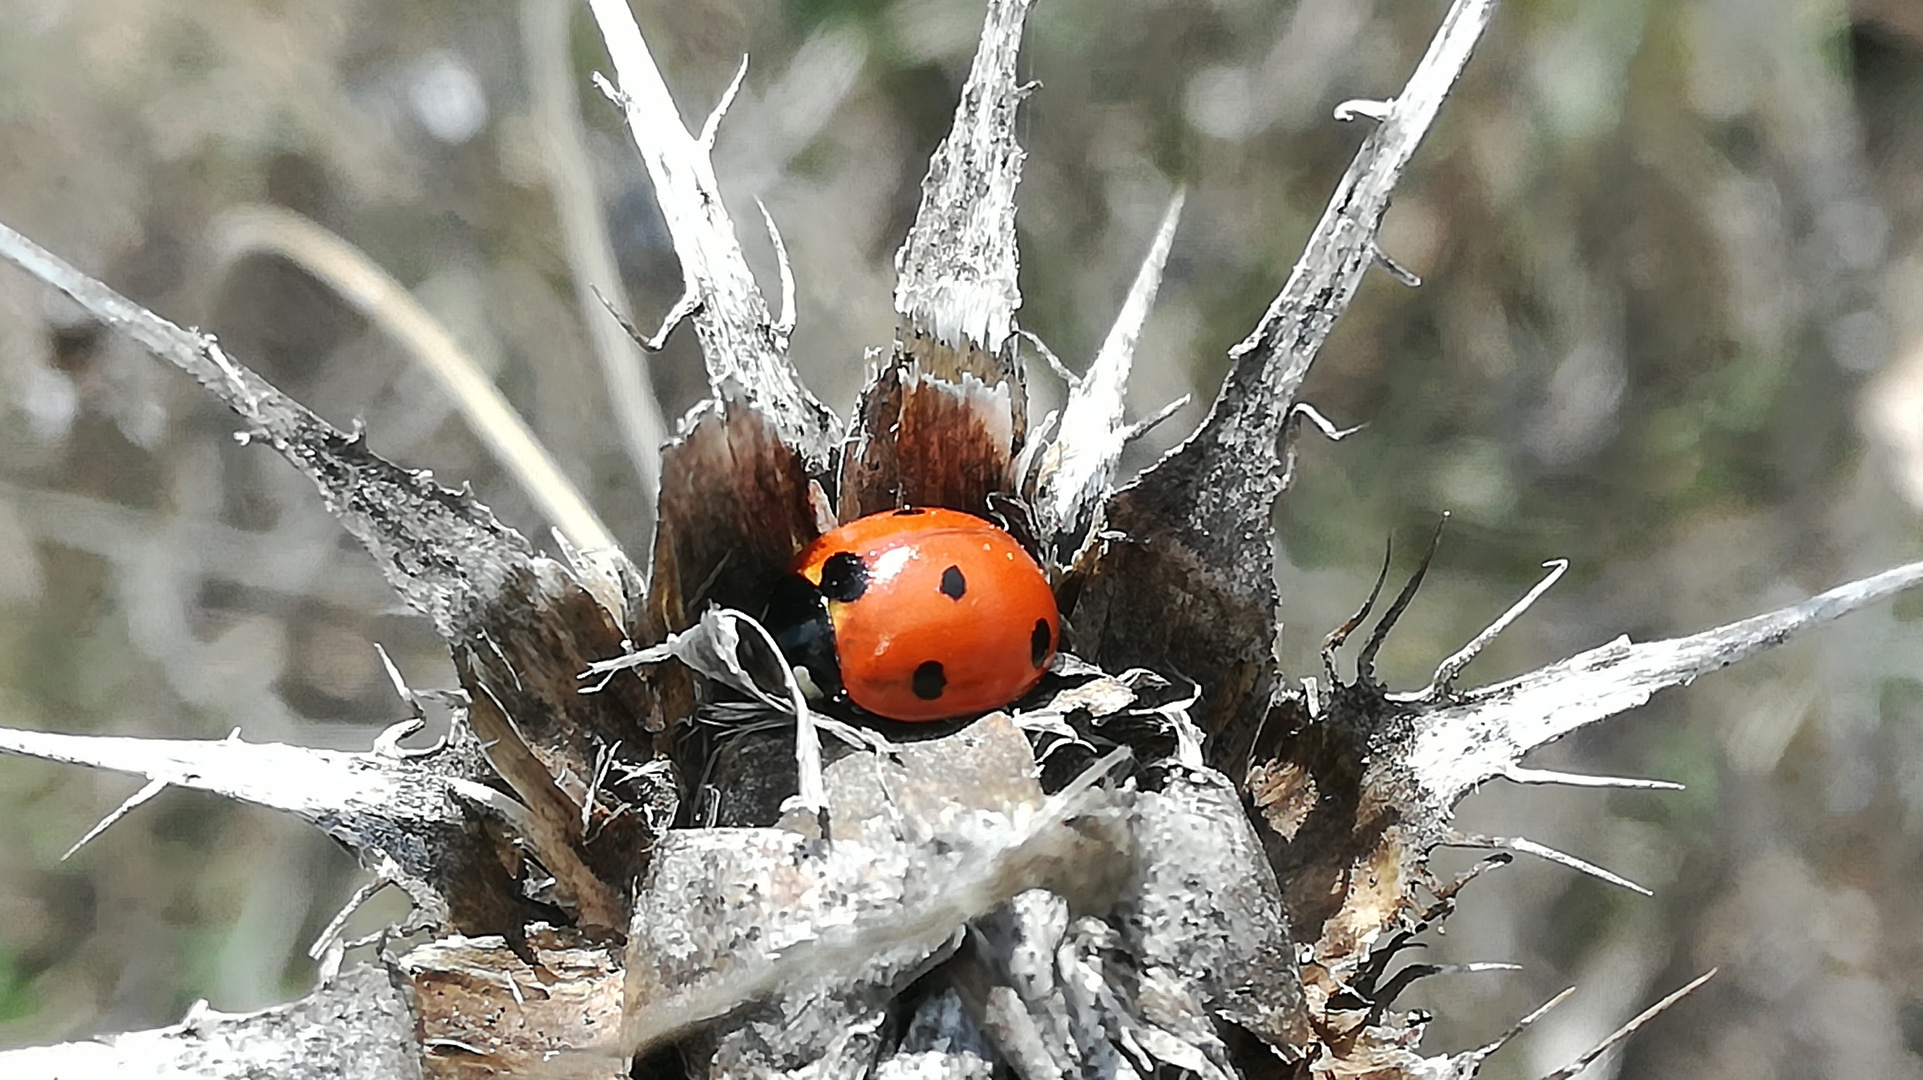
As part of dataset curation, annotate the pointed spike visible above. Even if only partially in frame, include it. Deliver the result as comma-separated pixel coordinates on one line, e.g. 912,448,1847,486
641,289,703,352
1037,189,1187,520
1502,766,1684,791
1122,394,1191,443
756,199,796,344
892,0,1037,355
306,874,392,961
1461,985,1578,1066
371,718,426,759
1372,960,1519,1010
585,0,837,460
1430,851,1514,905
583,739,621,836
1357,514,1449,682
1406,557,1923,811
1334,97,1396,122
593,285,651,349
1290,402,1365,442
1372,241,1422,287
1454,961,1524,974
0,726,419,821
62,777,169,861
374,643,417,713
1410,558,1569,700
1450,832,1651,896
1081,188,1186,424
1324,539,1395,683
1029,189,1188,557
839,0,1040,519
1021,329,1078,388
0,723,483,923
1538,971,1717,1080
700,55,749,152
1278,400,1364,491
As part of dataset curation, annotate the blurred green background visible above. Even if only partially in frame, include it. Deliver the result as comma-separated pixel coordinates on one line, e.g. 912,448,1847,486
2,0,1922,1076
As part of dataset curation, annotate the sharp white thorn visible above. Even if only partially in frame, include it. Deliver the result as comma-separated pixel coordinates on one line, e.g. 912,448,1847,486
590,71,623,108
372,717,427,759
374,643,417,710
1036,188,1185,563
1538,971,1718,1080
63,777,169,861
757,198,796,344
1373,242,1422,287
1334,97,1395,122
1450,832,1651,896
1091,188,1185,390
446,776,537,833
1122,394,1190,442
1020,328,1077,387
1503,766,1684,791
306,874,392,961
644,289,702,351
1406,558,1570,699
583,739,621,837
700,54,750,152
1291,402,1364,442
1463,985,1578,1064
1458,961,1524,973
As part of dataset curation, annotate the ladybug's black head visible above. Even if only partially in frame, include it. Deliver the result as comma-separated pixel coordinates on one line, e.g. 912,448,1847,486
760,573,841,700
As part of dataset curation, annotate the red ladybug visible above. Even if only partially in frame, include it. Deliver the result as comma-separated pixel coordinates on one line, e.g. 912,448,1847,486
763,507,1060,722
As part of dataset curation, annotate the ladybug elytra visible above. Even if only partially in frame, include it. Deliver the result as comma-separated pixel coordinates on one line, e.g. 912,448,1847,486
763,507,1060,722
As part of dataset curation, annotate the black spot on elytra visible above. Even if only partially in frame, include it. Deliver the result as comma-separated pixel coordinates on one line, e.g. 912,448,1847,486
1031,618,1052,668
912,660,947,700
819,551,869,602
892,507,926,516
939,565,967,600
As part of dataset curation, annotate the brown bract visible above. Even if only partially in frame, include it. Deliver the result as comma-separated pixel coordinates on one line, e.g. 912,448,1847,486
838,334,1019,521
403,928,626,1080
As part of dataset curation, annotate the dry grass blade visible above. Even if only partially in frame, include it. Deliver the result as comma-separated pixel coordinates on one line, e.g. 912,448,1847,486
211,204,617,553
519,0,669,502
0,216,541,639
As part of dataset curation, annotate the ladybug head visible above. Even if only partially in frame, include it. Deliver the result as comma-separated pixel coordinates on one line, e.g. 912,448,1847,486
760,572,842,702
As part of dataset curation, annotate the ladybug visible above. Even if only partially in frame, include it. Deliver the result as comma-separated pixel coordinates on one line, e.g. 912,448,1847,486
762,507,1060,722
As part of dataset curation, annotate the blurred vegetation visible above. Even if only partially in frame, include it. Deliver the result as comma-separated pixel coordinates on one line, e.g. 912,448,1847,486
2,0,1922,1076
